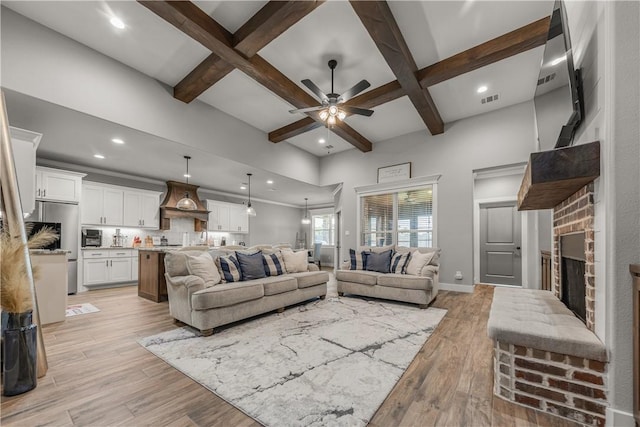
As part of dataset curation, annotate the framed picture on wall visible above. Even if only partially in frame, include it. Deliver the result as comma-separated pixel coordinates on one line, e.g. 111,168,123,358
377,162,411,183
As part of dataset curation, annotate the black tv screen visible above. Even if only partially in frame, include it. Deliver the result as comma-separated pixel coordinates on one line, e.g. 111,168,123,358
533,0,584,150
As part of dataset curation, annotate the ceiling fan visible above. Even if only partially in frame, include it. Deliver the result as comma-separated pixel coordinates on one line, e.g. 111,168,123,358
289,59,374,126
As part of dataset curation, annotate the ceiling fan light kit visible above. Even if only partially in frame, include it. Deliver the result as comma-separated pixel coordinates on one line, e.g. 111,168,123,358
289,59,374,128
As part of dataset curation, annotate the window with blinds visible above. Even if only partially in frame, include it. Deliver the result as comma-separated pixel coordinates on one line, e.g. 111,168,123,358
312,214,335,246
360,186,434,248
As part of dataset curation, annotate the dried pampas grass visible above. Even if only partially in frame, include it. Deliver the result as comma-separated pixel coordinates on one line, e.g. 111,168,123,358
1,223,59,313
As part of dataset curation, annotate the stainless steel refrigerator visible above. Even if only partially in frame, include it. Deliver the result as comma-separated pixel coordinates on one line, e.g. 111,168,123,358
26,201,79,294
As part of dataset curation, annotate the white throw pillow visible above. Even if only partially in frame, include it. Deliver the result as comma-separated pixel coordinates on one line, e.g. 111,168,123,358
405,250,435,276
186,251,221,287
282,250,308,273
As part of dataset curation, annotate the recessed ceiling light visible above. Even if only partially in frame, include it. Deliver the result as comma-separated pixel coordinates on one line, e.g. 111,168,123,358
240,185,247,190
550,55,567,66
110,16,125,29
183,174,191,178
266,180,274,184
477,85,488,94
318,138,326,144
111,138,124,144
94,154,105,159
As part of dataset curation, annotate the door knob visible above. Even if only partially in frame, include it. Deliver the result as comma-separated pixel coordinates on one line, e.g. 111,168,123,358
516,246,521,250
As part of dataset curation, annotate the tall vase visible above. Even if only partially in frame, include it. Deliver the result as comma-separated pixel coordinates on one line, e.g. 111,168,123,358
2,310,38,396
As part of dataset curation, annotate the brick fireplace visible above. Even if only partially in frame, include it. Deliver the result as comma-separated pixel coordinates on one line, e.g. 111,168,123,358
552,183,595,331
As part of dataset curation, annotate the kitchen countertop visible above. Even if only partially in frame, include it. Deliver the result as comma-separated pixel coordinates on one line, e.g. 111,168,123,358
81,247,141,250
30,249,70,256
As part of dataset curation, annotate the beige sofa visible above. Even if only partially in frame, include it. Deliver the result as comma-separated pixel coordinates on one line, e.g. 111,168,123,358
337,246,440,308
164,249,329,335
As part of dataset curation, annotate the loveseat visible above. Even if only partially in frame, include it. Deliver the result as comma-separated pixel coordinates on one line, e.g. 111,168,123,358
164,247,329,335
337,246,440,308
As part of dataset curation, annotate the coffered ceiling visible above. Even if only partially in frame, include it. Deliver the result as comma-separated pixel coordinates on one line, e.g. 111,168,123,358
3,0,554,157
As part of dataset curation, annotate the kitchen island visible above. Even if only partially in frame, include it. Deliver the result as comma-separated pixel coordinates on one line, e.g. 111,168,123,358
138,248,174,302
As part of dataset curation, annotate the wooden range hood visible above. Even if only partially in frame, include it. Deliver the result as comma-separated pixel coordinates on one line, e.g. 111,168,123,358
159,180,209,231
517,141,600,210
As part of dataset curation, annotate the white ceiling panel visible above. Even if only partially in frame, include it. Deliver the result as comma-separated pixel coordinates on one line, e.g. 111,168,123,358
259,1,396,103
198,70,297,133
3,1,211,86
430,47,544,123
285,126,354,158
193,1,267,33
347,96,426,142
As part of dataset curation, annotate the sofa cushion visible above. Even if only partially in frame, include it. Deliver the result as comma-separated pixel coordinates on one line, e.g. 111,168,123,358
377,274,431,290
185,251,221,287
191,281,264,310
365,249,393,273
216,255,242,283
406,250,436,275
287,271,330,289
369,244,395,254
282,250,308,273
349,248,369,270
263,251,286,276
165,250,205,277
236,251,267,281
390,252,411,274
258,276,298,296
397,247,440,266
335,270,382,286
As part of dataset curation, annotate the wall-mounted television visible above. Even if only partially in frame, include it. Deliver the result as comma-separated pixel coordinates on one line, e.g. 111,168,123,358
534,0,584,149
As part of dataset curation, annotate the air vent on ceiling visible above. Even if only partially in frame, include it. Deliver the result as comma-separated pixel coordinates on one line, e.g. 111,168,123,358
325,145,334,149
537,73,556,86
481,94,500,104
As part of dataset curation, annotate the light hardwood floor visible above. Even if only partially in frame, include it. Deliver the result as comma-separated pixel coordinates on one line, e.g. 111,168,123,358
1,284,578,426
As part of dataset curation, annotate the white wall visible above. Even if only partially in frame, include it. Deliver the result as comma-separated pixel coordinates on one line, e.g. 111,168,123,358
565,1,639,424
320,100,537,289
0,7,321,186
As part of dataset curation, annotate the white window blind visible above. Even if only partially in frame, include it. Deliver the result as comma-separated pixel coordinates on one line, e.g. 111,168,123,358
360,186,434,248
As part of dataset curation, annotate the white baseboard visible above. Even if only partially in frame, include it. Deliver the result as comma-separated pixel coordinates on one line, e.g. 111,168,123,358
606,407,635,427
439,282,475,293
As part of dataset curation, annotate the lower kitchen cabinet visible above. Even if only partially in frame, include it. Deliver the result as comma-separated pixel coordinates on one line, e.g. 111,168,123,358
82,249,135,287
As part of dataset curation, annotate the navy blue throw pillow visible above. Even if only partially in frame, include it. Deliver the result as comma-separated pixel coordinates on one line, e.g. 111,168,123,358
365,250,393,274
236,251,267,281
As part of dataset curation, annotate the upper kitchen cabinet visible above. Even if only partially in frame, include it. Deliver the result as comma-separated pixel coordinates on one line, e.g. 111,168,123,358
36,166,83,203
82,182,124,226
9,127,41,214
123,190,160,229
229,204,249,233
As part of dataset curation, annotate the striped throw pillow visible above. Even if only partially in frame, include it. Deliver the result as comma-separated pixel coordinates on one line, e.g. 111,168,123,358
390,252,411,274
263,252,286,276
349,249,368,270
217,254,242,283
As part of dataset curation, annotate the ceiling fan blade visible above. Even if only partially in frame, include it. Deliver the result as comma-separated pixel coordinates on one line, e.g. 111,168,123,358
301,79,329,103
340,105,374,117
338,80,371,103
289,106,324,114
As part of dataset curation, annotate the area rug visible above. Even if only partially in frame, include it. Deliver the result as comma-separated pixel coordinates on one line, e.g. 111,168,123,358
139,297,447,427
65,303,100,317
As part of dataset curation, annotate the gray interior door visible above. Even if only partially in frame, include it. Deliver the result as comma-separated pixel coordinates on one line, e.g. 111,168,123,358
480,201,522,286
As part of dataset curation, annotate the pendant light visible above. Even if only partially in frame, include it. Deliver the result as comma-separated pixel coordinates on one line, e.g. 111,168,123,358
301,198,311,225
246,173,256,217
176,156,197,211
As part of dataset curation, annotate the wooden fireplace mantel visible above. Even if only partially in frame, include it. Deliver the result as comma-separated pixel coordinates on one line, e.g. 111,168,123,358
517,141,600,210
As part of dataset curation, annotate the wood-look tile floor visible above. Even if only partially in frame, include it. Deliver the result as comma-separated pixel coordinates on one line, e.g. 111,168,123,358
1,284,579,426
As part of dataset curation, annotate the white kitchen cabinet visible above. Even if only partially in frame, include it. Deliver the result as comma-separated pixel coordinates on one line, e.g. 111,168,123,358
81,183,124,226
229,204,249,233
207,200,230,231
131,252,139,281
82,249,134,287
123,190,160,228
9,127,40,215
36,166,83,203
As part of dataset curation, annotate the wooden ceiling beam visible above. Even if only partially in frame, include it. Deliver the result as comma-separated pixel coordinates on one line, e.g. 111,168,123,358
416,16,550,88
268,15,549,143
173,1,325,103
350,0,444,135
140,0,374,152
